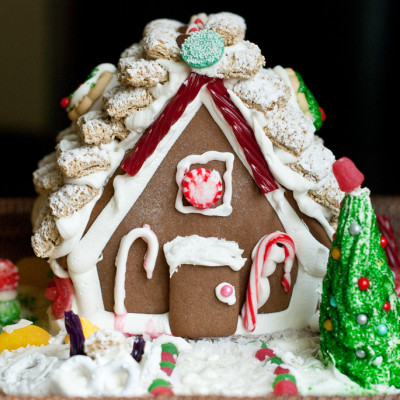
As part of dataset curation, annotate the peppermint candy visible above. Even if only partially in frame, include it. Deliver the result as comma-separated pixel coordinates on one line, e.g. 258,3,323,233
182,168,222,209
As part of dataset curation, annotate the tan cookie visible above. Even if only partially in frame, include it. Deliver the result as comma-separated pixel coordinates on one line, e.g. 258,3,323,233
31,210,62,258
57,144,111,179
33,161,64,195
142,18,184,61
206,12,246,46
103,85,154,119
308,174,344,216
120,40,145,59
77,110,130,145
262,104,315,157
288,136,335,183
212,40,265,79
68,71,115,121
48,184,100,219
233,68,290,114
118,58,168,88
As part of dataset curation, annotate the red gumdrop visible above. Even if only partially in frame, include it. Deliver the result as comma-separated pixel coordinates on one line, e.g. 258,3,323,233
273,380,299,395
45,281,58,301
51,276,74,319
255,347,276,361
274,366,290,375
332,157,364,193
151,386,174,396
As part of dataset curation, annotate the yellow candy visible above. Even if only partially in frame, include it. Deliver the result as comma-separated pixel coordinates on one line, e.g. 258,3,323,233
331,247,341,261
0,324,51,353
65,317,100,344
324,319,333,331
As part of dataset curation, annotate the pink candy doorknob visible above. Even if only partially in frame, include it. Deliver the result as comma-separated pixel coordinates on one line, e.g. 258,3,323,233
220,284,234,297
182,168,222,209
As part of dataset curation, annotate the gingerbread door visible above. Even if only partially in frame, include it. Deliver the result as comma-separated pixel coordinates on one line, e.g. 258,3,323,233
165,235,246,338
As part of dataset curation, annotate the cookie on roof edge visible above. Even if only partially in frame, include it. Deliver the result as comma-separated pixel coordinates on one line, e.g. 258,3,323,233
29,11,341,342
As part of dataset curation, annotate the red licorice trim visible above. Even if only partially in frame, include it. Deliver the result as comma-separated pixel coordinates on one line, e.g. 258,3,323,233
122,72,214,176
206,79,278,194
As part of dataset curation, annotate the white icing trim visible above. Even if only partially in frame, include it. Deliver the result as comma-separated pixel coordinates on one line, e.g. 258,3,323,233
114,225,159,315
164,235,246,277
175,151,234,216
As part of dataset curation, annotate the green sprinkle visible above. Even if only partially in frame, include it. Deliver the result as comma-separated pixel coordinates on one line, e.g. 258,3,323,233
181,29,225,68
269,356,283,365
273,374,297,387
160,360,175,370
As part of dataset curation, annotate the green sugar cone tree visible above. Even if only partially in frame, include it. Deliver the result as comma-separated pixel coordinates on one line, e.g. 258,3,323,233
319,157,400,389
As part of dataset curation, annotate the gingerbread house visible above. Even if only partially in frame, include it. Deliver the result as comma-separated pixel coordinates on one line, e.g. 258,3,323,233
31,12,343,338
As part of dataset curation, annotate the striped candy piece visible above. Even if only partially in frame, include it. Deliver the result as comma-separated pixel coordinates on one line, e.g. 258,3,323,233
182,168,222,209
242,232,295,332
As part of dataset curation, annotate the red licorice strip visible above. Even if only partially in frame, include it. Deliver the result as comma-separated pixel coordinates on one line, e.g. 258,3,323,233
122,72,214,176
206,79,278,194
377,214,400,296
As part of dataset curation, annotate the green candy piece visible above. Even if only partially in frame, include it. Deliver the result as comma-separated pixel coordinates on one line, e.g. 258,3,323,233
0,299,21,327
181,29,225,68
160,360,175,370
269,356,283,365
161,342,179,356
320,188,400,388
295,71,323,130
148,378,171,393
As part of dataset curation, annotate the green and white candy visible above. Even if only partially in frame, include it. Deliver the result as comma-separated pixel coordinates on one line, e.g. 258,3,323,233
181,29,225,68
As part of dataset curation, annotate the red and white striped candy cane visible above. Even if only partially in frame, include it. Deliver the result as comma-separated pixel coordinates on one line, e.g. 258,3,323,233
187,13,207,33
241,232,296,332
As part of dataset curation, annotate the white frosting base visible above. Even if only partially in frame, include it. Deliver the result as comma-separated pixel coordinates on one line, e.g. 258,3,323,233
1,329,398,397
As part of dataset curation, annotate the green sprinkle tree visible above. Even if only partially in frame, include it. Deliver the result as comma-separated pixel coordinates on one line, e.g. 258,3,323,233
320,157,400,389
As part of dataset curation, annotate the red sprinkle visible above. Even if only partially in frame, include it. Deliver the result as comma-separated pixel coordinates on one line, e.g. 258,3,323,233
380,235,388,248
358,277,370,291
383,301,391,312
161,367,174,377
319,106,326,122
161,351,176,364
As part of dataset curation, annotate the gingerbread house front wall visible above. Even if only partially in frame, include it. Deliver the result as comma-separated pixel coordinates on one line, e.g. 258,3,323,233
65,93,330,337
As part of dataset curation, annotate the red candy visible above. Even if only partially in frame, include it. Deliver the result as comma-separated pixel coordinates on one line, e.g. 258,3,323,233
60,97,70,109
182,168,222,209
161,351,176,364
0,259,19,292
274,366,290,375
150,386,174,396
332,157,364,193
255,347,276,361
273,380,299,395
45,276,74,319
358,277,370,291
383,301,391,312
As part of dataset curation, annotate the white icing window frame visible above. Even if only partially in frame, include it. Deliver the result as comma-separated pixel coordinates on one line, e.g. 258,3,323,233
175,150,234,216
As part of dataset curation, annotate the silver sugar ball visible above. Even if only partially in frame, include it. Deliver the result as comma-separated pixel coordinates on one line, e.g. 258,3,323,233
356,349,366,359
349,222,362,236
356,313,368,325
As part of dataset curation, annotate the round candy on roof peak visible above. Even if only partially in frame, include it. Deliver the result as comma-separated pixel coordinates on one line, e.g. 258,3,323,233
332,157,364,193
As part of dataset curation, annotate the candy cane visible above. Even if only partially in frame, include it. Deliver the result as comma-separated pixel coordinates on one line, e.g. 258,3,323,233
186,13,207,33
241,232,295,332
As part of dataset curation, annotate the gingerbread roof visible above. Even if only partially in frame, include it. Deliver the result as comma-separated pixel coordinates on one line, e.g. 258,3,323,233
31,11,343,259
